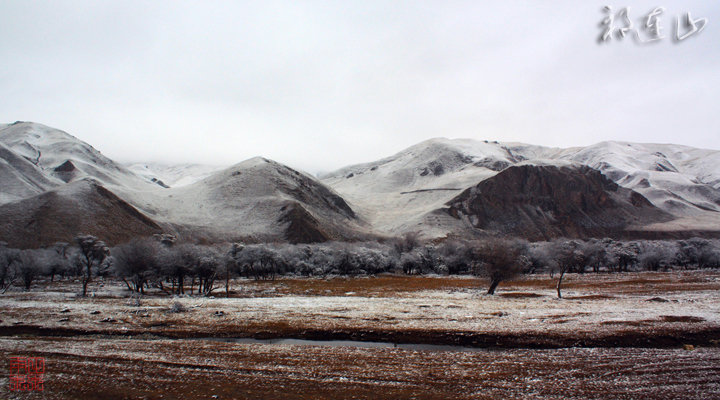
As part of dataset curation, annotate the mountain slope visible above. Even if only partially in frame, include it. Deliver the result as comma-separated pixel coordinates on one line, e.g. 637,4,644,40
320,139,524,233
2,121,720,244
554,141,720,215
0,179,163,248
0,122,162,197
127,157,366,243
0,122,370,245
126,162,226,187
443,164,673,240
0,141,57,203
322,138,720,238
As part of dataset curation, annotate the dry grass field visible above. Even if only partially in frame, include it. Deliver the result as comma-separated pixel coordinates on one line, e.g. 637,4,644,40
1,271,720,399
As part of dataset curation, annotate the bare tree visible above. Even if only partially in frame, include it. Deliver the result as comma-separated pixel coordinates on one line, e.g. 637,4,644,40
17,249,46,290
235,245,280,280
526,242,556,275
698,240,720,269
194,246,220,296
0,244,19,292
75,235,110,297
399,251,421,275
225,243,243,297
551,239,591,299
438,240,472,275
163,243,208,294
472,238,528,295
392,231,422,254
45,242,71,282
112,238,159,293
392,232,423,274
638,241,677,271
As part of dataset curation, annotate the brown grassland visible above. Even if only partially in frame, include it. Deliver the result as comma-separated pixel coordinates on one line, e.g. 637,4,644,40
1,271,719,399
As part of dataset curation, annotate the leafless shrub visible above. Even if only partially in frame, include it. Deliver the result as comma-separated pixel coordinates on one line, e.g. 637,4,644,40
112,238,160,294
472,238,529,295
74,235,110,297
168,301,187,313
16,249,48,290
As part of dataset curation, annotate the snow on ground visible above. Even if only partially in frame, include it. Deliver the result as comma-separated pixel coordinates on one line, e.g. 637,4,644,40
3,335,719,399
1,272,718,341
2,271,720,400
2,272,719,398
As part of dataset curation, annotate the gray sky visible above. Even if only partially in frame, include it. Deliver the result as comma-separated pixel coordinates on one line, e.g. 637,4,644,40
1,1,719,174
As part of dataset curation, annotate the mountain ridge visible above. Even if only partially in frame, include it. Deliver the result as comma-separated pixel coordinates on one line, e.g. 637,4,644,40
2,122,720,246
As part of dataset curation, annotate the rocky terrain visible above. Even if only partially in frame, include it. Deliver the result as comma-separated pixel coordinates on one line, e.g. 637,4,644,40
444,164,673,240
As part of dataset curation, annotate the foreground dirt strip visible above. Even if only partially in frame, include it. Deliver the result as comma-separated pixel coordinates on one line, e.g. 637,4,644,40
2,336,720,400
2,324,720,349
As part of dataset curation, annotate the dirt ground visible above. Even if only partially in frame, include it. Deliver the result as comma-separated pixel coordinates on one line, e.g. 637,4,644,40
1,271,720,399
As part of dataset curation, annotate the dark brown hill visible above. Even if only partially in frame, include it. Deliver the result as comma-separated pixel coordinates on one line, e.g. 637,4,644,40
444,164,674,241
0,179,162,248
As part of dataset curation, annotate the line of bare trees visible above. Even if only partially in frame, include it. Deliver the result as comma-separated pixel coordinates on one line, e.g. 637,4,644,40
1,234,719,298
391,234,720,297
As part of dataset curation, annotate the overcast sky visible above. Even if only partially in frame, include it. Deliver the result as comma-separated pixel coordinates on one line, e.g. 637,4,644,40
1,1,718,174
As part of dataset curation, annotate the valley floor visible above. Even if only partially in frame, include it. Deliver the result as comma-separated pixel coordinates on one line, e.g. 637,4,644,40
1,272,719,399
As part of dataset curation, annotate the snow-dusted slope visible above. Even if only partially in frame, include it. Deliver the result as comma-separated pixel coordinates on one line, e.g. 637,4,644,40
1,121,719,244
0,141,57,203
126,162,226,187
0,178,163,248
126,157,367,243
321,139,535,234
0,122,159,198
554,141,720,215
0,122,370,246
322,138,720,237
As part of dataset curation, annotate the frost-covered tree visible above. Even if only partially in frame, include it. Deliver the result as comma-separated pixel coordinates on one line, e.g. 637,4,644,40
399,251,421,275
698,240,720,269
225,243,243,297
526,242,556,275
234,245,281,280
472,238,528,295
437,240,472,275
392,231,422,256
584,240,612,273
638,241,678,271
45,242,71,282
16,249,48,290
551,239,589,299
74,235,110,297
112,238,159,293
193,246,221,296
0,243,19,292
677,238,720,269
613,241,639,272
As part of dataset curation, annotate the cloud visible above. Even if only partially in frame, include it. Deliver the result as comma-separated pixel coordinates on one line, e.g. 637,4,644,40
1,1,718,173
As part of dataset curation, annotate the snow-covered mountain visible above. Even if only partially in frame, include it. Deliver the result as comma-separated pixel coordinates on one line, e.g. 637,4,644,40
0,121,160,193
0,140,57,203
0,122,366,247
121,157,368,244
1,122,719,247
322,138,720,238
